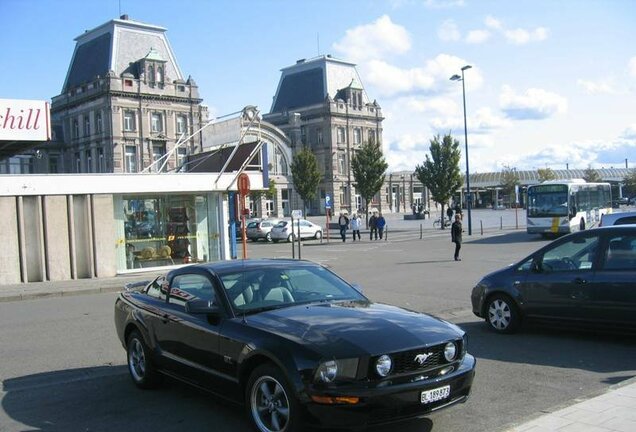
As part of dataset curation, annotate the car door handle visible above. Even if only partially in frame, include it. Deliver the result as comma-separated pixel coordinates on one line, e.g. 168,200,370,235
161,313,170,324
573,278,588,285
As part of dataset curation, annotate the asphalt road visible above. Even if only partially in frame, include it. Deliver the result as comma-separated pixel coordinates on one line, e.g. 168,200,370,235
1,226,636,432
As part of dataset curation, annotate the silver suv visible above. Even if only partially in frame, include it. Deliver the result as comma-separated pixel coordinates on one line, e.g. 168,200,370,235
246,218,280,242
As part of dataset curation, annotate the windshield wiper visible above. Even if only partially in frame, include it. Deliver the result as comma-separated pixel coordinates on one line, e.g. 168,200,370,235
239,303,292,315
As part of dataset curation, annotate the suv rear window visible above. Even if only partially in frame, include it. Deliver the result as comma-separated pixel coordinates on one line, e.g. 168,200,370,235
615,216,636,225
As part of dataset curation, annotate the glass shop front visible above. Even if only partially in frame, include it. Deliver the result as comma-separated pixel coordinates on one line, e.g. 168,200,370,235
114,193,222,271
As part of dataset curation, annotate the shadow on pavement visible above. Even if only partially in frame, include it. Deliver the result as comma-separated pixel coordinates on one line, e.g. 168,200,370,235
456,320,636,374
466,231,547,245
2,365,438,432
2,366,249,432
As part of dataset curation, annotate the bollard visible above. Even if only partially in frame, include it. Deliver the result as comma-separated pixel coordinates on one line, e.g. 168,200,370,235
480,220,483,235
420,224,423,239
500,216,503,230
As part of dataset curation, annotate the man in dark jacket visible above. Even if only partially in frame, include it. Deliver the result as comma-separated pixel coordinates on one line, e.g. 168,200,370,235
369,213,378,240
338,212,349,242
446,206,454,224
451,214,463,261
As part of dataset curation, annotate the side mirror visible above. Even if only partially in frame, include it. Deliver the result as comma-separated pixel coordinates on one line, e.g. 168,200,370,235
185,299,221,315
531,260,542,273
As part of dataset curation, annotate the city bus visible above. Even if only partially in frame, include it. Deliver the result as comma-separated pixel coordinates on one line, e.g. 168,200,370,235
526,180,612,236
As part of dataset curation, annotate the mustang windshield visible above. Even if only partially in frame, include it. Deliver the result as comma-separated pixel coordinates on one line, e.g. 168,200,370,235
219,265,366,314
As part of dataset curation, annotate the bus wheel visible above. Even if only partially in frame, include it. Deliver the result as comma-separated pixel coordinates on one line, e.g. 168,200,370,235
580,219,586,231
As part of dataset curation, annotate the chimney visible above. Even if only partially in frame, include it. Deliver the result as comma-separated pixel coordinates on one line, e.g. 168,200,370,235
120,14,129,20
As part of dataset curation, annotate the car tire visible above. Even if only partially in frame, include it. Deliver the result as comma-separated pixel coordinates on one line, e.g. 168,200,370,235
486,294,520,334
126,330,161,389
314,230,322,240
580,219,586,231
266,232,272,242
246,364,301,432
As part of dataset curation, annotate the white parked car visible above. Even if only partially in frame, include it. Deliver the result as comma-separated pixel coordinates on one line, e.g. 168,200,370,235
599,211,636,227
271,219,323,242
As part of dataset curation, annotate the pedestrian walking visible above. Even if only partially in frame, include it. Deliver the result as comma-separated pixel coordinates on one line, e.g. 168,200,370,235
351,213,361,241
451,214,463,261
376,213,386,240
338,212,349,242
369,212,378,240
446,206,454,224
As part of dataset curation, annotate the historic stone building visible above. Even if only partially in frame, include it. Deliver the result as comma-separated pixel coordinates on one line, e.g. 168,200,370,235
42,15,207,174
263,55,385,216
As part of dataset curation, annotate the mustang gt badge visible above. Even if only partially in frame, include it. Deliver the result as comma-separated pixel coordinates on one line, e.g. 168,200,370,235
414,353,431,365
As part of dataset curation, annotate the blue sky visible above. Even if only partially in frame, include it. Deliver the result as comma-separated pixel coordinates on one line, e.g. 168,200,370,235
2,0,635,173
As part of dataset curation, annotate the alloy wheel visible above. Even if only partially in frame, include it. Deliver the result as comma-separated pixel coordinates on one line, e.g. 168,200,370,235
128,338,146,382
250,375,290,432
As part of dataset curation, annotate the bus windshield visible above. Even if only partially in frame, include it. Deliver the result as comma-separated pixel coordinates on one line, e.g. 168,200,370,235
527,185,569,217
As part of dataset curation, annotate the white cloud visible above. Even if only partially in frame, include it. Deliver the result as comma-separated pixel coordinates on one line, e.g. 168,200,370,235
484,16,503,30
622,124,636,140
577,78,617,95
332,15,411,63
424,0,465,9
466,29,490,44
499,85,568,120
482,16,548,45
629,57,636,78
430,107,511,135
405,96,459,116
361,54,482,97
438,20,461,41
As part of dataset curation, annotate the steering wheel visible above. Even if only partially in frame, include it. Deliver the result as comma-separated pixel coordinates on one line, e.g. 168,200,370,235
561,257,577,270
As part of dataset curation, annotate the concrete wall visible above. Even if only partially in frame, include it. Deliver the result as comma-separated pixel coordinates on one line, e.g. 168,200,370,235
92,195,117,277
43,196,71,281
0,197,20,284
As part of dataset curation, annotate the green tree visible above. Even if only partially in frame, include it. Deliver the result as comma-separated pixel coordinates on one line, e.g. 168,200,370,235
537,167,556,182
414,134,462,229
290,148,321,216
500,166,520,207
583,165,602,182
623,169,636,198
250,179,277,216
351,140,388,225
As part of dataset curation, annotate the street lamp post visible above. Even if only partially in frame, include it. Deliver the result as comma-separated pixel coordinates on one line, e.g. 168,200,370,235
450,65,472,235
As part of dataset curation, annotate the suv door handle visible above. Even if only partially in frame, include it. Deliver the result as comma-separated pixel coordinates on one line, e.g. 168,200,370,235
573,277,588,285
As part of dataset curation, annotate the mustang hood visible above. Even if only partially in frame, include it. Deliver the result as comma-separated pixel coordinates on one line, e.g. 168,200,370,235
245,301,463,358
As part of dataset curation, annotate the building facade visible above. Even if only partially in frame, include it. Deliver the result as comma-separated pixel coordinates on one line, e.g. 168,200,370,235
263,56,385,216
39,15,207,175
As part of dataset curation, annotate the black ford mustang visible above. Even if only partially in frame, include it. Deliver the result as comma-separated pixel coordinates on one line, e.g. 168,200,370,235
114,259,475,431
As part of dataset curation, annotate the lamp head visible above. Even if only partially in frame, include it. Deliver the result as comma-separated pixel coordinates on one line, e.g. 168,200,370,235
449,74,461,81
461,65,472,71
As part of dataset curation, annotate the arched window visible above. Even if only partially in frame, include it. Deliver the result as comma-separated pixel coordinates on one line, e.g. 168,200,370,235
156,66,163,84
148,65,155,84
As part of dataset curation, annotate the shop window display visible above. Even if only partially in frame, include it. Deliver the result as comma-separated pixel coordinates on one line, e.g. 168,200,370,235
119,194,219,270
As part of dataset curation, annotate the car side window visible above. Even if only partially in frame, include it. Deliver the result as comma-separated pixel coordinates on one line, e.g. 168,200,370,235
603,234,636,271
146,276,168,300
169,274,216,307
541,234,599,272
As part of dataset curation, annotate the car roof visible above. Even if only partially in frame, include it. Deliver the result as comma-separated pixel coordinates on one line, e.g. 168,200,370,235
166,258,320,278
601,211,636,226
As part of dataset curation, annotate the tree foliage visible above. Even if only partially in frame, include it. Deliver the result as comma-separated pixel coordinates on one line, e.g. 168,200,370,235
351,140,388,219
623,169,636,197
583,165,602,182
414,134,462,229
290,148,321,215
500,166,520,203
537,168,556,182
251,179,277,201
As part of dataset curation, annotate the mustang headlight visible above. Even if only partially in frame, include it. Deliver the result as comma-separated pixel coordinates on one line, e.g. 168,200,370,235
315,358,359,383
444,342,458,362
375,354,392,377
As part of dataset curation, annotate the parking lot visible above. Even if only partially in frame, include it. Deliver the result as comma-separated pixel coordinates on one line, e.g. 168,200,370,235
2,210,635,431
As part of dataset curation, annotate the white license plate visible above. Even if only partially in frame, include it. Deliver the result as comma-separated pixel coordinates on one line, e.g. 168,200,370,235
420,385,451,404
